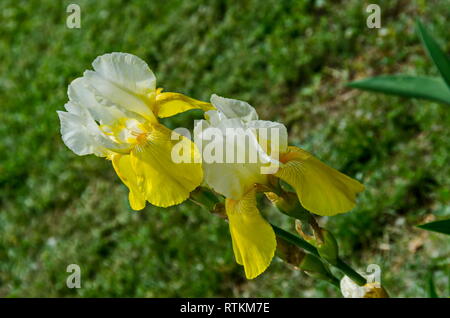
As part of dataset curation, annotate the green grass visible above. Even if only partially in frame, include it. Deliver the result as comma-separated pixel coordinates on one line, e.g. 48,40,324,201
0,0,449,297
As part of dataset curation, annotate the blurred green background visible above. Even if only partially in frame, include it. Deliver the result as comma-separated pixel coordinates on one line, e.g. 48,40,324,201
0,0,449,297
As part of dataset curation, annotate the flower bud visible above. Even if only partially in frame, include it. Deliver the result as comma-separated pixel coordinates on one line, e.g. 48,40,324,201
295,220,339,265
295,219,316,244
276,237,306,266
276,237,337,285
316,229,339,265
266,191,312,222
299,254,337,284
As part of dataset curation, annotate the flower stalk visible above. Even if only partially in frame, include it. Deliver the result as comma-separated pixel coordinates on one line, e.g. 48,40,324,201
272,224,367,286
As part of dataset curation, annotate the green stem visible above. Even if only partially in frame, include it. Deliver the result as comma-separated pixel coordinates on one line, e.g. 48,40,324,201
271,224,367,286
323,274,340,288
272,224,318,255
329,276,341,288
335,259,367,286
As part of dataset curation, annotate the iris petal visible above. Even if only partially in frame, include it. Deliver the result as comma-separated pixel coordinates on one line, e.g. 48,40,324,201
210,94,258,123
112,154,146,210
92,52,156,96
156,92,214,118
275,146,365,216
130,123,203,207
225,188,276,279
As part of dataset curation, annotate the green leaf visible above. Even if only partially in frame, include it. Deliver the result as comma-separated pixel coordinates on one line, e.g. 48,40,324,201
416,20,450,89
417,219,450,235
427,272,439,298
348,75,450,105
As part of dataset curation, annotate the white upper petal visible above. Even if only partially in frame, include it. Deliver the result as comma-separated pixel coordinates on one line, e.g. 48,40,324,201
92,52,156,96
194,118,267,200
210,94,258,123
204,109,228,126
83,70,154,119
247,120,288,155
196,96,288,198
68,77,128,125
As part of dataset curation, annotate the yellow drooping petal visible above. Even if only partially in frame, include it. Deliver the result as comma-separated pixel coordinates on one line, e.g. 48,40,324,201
155,92,214,118
275,146,365,216
130,123,203,207
112,154,146,210
225,188,276,279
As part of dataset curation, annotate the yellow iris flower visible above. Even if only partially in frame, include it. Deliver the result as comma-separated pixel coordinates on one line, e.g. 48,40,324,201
195,95,364,279
58,53,213,209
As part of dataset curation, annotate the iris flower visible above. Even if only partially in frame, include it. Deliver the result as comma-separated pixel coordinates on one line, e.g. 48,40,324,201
58,53,212,209
195,95,364,279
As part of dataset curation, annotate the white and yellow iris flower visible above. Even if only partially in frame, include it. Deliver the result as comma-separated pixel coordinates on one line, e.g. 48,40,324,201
195,94,364,279
58,52,213,209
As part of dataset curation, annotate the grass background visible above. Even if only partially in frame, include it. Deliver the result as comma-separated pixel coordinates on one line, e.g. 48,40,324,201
0,0,449,297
